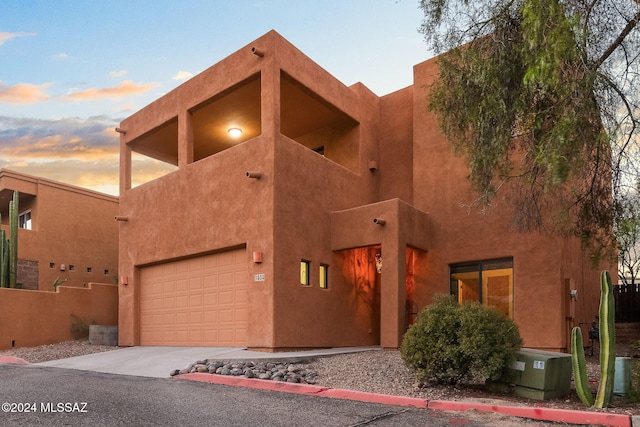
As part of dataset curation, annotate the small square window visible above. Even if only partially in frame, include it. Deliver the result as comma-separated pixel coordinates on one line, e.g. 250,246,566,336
18,211,32,230
319,265,329,289
104,269,109,275
49,262,55,269
87,267,92,273
300,260,310,286
69,265,75,271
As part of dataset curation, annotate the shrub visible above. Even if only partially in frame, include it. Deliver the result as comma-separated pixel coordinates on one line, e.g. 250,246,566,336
400,294,523,385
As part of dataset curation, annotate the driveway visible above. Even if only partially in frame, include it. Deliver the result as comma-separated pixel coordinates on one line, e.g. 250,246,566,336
35,346,380,378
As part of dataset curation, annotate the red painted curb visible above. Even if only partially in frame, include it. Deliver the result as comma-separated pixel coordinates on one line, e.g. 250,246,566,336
176,373,427,408
319,388,427,408
0,355,29,365
177,373,330,395
428,400,632,427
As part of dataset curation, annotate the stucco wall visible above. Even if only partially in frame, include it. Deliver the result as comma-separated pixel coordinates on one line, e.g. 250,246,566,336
410,57,613,351
0,170,119,291
0,283,118,350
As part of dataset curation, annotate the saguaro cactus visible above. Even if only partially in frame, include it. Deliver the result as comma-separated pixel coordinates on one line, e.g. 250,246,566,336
0,228,7,288
571,327,594,406
8,190,18,289
0,190,19,288
594,270,616,408
571,270,616,408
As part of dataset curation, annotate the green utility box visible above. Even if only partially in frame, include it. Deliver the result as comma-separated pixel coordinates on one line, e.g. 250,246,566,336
509,348,572,400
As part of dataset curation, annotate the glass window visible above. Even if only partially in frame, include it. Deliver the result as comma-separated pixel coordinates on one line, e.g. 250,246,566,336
300,260,310,286
18,210,32,230
450,259,514,318
319,264,328,289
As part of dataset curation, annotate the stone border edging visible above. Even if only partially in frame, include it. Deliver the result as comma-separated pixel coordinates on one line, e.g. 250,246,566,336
176,373,633,427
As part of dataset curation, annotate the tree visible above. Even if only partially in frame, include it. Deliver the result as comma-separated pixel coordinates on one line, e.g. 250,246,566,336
616,192,640,285
420,0,640,260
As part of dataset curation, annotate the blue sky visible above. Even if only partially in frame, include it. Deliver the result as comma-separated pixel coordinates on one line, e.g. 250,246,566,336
0,1,431,195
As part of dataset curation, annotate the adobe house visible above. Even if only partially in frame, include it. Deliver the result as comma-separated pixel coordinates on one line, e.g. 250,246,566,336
116,30,613,352
0,169,119,291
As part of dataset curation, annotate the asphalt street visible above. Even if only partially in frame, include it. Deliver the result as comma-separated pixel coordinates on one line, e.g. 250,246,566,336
0,364,508,427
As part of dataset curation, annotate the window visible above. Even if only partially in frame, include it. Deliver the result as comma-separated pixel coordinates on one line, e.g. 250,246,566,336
319,264,329,289
300,260,310,286
450,258,514,318
18,211,32,230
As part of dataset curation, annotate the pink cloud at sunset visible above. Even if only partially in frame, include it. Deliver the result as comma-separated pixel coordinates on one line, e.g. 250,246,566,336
0,81,51,104
0,31,36,46
62,80,159,101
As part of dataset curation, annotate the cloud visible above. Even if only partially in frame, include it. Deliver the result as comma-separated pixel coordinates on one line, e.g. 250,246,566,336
0,31,36,46
51,53,70,60
62,80,159,101
0,115,124,194
0,115,121,160
110,70,128,77
0,114,175,195
0,81,51,104
172,71,194,81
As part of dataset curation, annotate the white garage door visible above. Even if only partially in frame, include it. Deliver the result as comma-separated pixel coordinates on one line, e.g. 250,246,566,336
139,248,248,346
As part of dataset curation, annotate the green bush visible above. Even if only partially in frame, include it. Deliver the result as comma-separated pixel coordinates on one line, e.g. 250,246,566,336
400,294,523,385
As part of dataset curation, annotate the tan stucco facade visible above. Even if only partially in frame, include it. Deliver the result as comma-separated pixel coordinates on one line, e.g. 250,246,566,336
117,31,614,352
0,169,119,291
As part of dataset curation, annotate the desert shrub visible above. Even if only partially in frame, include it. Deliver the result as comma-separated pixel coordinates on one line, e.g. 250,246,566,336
400,294,523,385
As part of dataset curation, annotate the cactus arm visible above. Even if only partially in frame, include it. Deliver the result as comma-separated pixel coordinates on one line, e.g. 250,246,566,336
571,326,595,406
594,270,616,408
8,190,18,289
0,227,6,288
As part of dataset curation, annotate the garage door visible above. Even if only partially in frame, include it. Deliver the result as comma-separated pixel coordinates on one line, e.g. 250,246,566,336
139,248,248,346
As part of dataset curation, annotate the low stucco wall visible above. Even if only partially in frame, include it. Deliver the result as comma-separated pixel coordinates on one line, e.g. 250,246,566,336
0,282,118,350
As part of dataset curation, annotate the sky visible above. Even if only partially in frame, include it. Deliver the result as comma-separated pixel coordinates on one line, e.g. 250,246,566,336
0,0,431,196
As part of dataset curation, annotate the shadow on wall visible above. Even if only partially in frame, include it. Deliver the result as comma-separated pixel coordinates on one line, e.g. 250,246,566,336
337,246,381,339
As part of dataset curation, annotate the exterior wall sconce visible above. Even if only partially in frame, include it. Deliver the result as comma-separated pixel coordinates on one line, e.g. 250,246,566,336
246,171,262,179
60,264,66,271
228,128,243,138
252,251,263,263
373,218,386,226
251,47,264,57
120,276,128,286
115,127,127,134
114,216,129,222
368,160,378,172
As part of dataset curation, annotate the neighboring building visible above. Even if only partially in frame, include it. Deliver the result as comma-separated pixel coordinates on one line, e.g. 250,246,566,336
0,169,119,291
116,31,614,352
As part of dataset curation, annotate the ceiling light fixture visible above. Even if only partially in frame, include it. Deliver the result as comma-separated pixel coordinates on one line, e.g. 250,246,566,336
228,127,243,138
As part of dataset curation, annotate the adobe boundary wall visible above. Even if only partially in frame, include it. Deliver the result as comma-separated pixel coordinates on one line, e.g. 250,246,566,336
0,283,118,350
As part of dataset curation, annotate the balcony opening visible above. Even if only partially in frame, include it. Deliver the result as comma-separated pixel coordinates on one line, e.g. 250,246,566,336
280,72,359,172
129,117,179,188
191,73,262,162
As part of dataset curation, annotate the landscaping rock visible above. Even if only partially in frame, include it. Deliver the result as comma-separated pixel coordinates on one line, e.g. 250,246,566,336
172,359,319,384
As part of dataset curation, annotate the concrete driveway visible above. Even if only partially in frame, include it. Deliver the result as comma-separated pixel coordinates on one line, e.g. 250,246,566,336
36,346,380,378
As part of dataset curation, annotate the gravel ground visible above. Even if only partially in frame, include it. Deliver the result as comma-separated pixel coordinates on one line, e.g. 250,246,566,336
1,340,638,419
